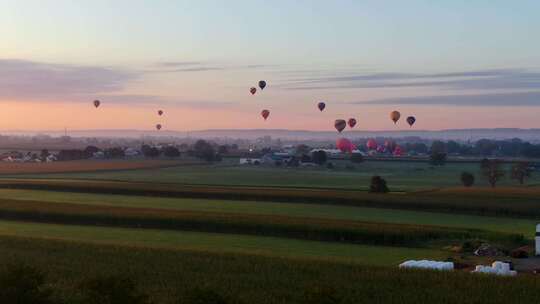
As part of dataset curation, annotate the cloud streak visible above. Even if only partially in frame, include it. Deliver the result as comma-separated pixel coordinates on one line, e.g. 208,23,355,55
0,59,137,101
282,68,540,91
355,91,540,107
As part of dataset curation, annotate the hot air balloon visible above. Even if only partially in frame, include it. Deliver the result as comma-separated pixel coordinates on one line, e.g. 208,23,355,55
93,100,100,108
366,139,378,150
158,110,164,116
393,145,404,156
258,80,267,90
334,119,346,133
348,118,357,128
261,109,270,120
336,138,355,153
406,116,416,127
250,87,257,95
318,102,326,112
390,111,401,124
156,124,162,130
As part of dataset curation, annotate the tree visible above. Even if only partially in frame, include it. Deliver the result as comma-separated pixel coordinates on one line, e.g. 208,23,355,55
481,159,505,188
311,150,327,165
511,161,532,185
350,153,364,163
163,146,181,158
193,140,216,162
429,141,447,166
141,145,160,158
104,147,125,159
295,144,311,156
460,172,475,187
40,149,50,160
429,152,447,166
369,176,389,193
84,145,100,157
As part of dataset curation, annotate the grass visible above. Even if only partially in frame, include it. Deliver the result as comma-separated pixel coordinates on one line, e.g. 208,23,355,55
0,159,197,174
0,220,449,265
0,234,539,304
0,188,536,238
5,160,540,191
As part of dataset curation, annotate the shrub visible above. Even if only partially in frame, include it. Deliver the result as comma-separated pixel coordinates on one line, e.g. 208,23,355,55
350,153,364,163
369,176,389,193
460,172,475,187
78,274,149,304
0,261,54,304
326,162,334,169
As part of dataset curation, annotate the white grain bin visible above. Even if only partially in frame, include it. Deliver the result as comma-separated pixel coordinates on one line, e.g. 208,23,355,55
536,224,540,256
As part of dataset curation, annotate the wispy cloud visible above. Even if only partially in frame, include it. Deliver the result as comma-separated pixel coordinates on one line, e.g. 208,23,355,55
354,91,540,107
282,68,540,91
0,59,137,101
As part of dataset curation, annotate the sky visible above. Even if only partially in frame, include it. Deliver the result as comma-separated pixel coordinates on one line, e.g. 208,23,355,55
1,0,540,132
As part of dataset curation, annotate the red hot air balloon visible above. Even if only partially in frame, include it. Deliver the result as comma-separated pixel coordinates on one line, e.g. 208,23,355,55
366,139,378,150
393,145,404,156
258,80,267,90
348,118,357,128
334,119,346,133
261,109,270,120
158,110,164,116
156,124,162,130
406,116,416,127
318,102,326,112
93,100,100,108
250,87,257,95
336,138,355,153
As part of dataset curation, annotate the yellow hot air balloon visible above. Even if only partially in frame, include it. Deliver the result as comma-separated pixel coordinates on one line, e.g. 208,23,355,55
390,111,401,124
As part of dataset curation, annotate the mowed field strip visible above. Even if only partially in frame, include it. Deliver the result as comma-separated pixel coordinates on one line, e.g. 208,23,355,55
0,220,448,265
5,160,540,190
0,188,536,238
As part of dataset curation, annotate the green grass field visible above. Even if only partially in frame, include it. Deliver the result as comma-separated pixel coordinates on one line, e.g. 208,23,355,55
0,189,535,238
5,160,539,191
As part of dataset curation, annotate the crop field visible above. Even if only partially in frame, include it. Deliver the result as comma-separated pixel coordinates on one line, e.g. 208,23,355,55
0,159,198,174
0,236,539,304
0,160,538,303
5,160,540,191
0,189,536,238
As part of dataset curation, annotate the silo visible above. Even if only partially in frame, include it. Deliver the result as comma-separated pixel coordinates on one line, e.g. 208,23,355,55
537,224,540,256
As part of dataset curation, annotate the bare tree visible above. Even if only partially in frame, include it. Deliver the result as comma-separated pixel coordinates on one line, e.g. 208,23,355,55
511,161,532,185
481,159,505,188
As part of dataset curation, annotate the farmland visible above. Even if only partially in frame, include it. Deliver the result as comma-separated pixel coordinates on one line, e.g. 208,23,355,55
0,160,538,303
6,159,540,190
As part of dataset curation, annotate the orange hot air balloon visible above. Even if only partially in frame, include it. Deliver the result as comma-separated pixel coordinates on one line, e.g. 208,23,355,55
348,118,357,128
158,110,164,116
334,119,346,133
156,124,162,130
250,87,257,95
336,138,355,153
318,102,326,112
93,100,100,108
390,111,401,124
259,80,267,90
261,109,270,120
406,116,416,127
